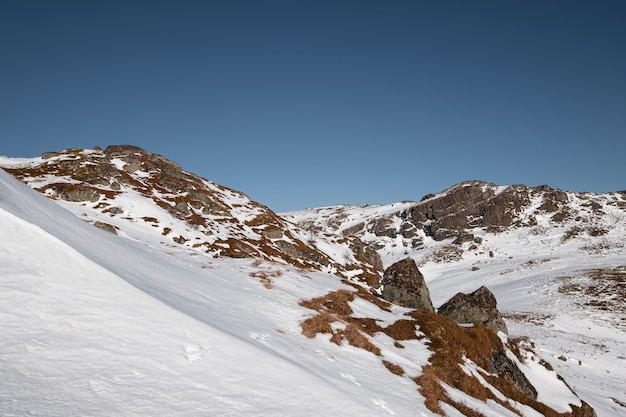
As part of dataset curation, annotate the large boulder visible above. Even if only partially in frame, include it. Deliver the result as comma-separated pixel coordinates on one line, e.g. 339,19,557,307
380,258,434,312
438,286,508,335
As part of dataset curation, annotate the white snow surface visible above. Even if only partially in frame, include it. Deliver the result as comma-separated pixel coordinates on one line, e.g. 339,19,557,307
0,169,430,416
286,191,626,416
2,160,626,416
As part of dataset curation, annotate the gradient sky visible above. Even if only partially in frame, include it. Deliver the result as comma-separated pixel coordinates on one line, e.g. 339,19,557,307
2,1,625,212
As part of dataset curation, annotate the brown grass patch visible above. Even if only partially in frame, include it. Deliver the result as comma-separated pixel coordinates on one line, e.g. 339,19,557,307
343,280,392,312
382,361,405,376
408,308,595,416
383,319,421,340
172,235,188,244
301,311,336,338
299,289,595,416
350,317,383,336
299,289,384,355
417,367,447,415
299,289,355,316
249,269,283,289
342,323,381,355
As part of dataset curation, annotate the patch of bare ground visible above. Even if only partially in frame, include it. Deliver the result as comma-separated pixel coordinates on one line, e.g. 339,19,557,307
419,245,464,265
249,260,284,289
502,311,554,326
556,266,626,327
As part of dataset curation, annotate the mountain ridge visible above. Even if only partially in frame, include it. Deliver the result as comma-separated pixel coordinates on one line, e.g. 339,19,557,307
1,145,382,282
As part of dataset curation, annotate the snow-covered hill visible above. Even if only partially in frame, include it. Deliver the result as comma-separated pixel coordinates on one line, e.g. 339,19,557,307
284,181,626,415
0,145,380,280
2,148,622,416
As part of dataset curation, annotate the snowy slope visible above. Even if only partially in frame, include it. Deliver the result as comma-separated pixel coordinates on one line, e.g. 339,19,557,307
1,151,614,416
0,168,432,416
0,146,381,280
285,185,626,416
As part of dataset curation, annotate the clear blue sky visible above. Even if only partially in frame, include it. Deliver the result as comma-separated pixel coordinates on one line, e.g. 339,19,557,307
2,1,625,212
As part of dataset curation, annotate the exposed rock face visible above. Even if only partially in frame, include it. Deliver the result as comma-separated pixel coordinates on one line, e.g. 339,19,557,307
349,237,384,272
318,181,579,249
438,286,508,335
401,181,535,241
381,258,434,312
489,349,537,399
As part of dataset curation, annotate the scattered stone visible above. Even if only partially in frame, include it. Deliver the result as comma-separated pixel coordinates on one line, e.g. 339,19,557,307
93,221,117,235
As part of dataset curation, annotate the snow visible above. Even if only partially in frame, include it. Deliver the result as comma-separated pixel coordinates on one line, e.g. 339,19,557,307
2,156,625,416
285,187,626,415
0,155,43,166
440,383,522,417
505,346,581,413
0,169,432,416
110,157,127,170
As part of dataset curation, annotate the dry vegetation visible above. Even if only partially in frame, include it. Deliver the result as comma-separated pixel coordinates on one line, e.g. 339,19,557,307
299,290,595,417
249,268,283,289
299,289,381,355
409,309,595,416
382,360,405,376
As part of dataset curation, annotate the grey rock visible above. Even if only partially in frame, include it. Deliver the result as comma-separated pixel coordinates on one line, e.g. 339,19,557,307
438,286,508,335
350,237,384,271
93,221,118,235
381,258,434,312
489,349,537,399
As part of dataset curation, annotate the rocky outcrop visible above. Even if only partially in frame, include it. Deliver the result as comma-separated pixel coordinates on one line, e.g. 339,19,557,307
438,286,508,335
380,258,434,312
48,183,101,202
331,181,579,248
402,181,533,241
349,237,384,271
489,349,537,399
